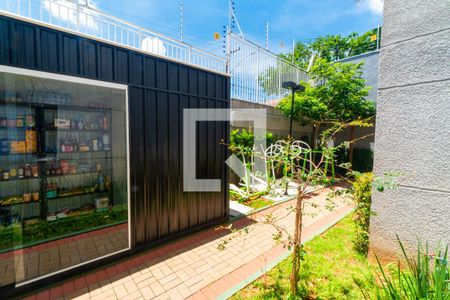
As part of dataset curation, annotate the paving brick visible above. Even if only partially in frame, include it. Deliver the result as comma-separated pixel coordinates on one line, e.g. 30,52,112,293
25,189,350,300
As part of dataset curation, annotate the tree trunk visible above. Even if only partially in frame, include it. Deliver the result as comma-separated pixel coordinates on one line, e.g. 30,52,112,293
348,126,355,166
290,190,304,296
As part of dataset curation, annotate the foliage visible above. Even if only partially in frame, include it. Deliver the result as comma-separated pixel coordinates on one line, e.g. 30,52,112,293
277,58,375,124
276,58,376,151
352,172,374,255
231,215,376,299
361,238,450,299
0,206,128,252
279,28,380,69
223,119,379,297
230,128,274,155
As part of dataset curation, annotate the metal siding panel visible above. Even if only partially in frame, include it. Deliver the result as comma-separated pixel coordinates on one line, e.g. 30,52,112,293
197,98,208,225
13,23,36,67
116,49,129,83
144,89,159,241
189,96,200,226
81,40,97,78
168,63,179,91
168,92,180,234
143,57,156,87
198,71,207,97
156,60,168,90
40,30,59,72
178,94,190,230
215,76,224,100
0,19,11,64
157,91,169,237
62,35,79,75
207,73,215,98
189,69,198,95
99,45,114,81
130,53,143,86
179,66,189,93
129,87,146,246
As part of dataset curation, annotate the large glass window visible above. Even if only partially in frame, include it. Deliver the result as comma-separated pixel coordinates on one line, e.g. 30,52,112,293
0,67,129,286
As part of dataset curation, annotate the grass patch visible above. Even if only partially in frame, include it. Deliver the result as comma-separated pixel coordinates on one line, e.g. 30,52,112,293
231,214,376,299
247,198,275,210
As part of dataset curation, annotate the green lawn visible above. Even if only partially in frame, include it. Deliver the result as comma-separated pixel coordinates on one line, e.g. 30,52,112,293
246,198,275,210
231,215,376,299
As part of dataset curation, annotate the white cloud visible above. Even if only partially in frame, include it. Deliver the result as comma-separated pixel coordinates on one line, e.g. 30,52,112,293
141,36,167,56
367,0,384,15
43,0,99,30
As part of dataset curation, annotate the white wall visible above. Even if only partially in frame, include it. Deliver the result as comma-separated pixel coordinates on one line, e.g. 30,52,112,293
369,0,450,258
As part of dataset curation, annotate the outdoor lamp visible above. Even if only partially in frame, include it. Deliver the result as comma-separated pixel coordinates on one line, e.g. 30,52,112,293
282,81,305,140
282,81,304,196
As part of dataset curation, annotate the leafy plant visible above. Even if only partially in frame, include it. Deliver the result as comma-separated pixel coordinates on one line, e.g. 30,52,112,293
276,58,376,152
0,206,128,252
352,172,374,255
279,28,380,69
361,238,450,299
230,128,274,153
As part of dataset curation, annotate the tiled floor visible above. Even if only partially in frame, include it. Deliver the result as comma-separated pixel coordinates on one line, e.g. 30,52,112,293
22,189,352,300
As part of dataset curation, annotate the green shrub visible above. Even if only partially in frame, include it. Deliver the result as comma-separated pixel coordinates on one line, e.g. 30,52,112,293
352,172,374,255
230,128,274,152
362,238,450,299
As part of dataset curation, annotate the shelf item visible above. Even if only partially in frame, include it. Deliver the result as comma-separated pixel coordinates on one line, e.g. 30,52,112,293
0,75,126,257
0,194,40,207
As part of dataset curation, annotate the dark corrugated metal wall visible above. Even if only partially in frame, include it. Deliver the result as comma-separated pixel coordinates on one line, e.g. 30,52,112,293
0,16,230,249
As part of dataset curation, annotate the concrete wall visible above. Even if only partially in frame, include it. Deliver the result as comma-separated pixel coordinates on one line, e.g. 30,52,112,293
231,99,313,141
369,0,450,258
338,50,379,101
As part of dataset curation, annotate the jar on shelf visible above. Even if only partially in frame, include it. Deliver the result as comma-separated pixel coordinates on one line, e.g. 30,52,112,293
16,115,24,128
23,193,31,202
31,165,39,177
25,115,35,127
24,164,32,178
0,117,7,127
32,192,39,202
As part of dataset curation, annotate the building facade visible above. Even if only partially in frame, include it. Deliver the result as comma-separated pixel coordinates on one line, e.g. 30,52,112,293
0,14,229,297
370,0,450,257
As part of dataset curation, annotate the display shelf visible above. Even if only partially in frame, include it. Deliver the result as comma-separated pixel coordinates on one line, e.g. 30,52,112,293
47,190,108,201
44,127,109,132
0,100,113,113
0,152,37,156
0,176,39,183
0,96,115,224
46,171,106,179
0,200,40,208
44,150,111,156
0,126,36,130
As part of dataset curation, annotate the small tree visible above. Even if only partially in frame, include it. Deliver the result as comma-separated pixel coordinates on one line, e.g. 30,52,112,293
219,119,376,297
277,58,376,160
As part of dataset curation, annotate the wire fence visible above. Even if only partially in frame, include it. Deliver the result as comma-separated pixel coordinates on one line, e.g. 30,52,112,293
0,0,227,73
228,33,308,105
0,0,309,105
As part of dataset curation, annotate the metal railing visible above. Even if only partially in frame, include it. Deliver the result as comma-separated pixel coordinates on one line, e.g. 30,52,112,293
228,33,308,105
0,0,227,74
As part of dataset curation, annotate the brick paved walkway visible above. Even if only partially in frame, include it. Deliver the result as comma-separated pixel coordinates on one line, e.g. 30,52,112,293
23,189,352,300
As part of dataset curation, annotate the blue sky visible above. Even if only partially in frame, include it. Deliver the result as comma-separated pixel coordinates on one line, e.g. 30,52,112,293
89,0,383,55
